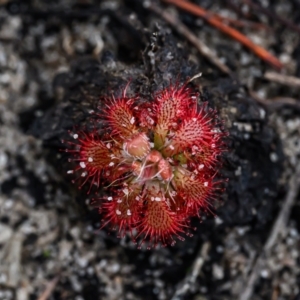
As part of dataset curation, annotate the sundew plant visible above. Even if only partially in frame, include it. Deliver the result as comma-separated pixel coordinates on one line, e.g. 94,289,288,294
64,81,227,248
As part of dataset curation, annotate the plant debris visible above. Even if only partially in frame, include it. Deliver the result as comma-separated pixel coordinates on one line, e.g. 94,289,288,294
1,1,300,299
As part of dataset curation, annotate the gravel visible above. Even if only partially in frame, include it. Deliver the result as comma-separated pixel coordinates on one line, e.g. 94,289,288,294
0,1,300,299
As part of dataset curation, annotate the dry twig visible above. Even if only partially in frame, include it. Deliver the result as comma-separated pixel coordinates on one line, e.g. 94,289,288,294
148,3,231,74
37,276,60,300
162,0,283,69
212,14,270,31
171,242,211,300
242,0,300,35
264,71,300,88
238,165,300,300
250,90,300,110
0,232,23,288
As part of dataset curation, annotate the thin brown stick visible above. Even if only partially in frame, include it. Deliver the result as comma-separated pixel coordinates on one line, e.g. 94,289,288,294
162,0,283,69
38,276,60,300
264,71,300,88
238,165,300,300
269,97,300,108
250,90,300,110
212,14,270,31
242,0,300,35
171,242,210,300
148,3,231,74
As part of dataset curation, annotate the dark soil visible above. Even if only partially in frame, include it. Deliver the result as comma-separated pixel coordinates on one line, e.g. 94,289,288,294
0,1,299,300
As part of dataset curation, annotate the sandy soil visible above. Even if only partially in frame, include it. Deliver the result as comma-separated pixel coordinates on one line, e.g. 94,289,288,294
0,1,300,300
